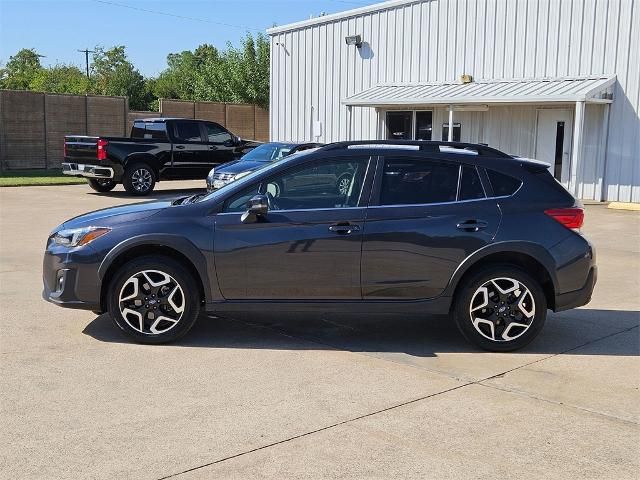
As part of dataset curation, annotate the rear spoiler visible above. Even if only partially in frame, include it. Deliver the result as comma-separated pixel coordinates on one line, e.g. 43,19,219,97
512,156,552,173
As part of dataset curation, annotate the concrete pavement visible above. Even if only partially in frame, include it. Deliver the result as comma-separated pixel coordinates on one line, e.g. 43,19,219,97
0,182,638,479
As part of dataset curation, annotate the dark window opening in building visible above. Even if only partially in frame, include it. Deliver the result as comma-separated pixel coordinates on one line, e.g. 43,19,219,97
414,111,433,140
386,112,413,140
554,121,565,180
442,123,461,142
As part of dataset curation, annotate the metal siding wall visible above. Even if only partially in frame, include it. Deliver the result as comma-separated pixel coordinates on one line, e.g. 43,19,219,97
270,0,639,201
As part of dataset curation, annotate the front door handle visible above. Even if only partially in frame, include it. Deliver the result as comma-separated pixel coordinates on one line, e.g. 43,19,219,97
208,146,217,150
329,223,360,234
456,219,488,232
175,145,185,150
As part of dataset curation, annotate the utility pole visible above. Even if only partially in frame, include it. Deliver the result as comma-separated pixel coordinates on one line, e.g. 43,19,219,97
77,48,94,80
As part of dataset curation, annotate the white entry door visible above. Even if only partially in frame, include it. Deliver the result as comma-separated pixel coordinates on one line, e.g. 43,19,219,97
535,109,573,184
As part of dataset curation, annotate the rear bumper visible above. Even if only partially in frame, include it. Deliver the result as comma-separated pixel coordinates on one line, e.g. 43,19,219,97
554,266,597,312
62,163,114,179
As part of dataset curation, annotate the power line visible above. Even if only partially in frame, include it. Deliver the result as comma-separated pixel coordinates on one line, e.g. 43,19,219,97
91,0,263,31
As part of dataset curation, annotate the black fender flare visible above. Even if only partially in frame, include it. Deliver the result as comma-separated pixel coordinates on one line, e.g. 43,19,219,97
123,154,159,178
442,240,559,298
97,234,213,302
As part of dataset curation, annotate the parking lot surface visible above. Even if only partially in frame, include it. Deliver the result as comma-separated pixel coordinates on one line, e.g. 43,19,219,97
1,182,638,479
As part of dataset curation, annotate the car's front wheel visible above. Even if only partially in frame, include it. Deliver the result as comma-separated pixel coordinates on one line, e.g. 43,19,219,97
87,178,117,192
453,266,547,351
107,256,200,344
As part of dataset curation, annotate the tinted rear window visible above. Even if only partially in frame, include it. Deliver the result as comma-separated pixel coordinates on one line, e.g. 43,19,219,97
487,169,522,196
131,122,167,140
380,157,459,205
174,121,202,142
459,166,485,200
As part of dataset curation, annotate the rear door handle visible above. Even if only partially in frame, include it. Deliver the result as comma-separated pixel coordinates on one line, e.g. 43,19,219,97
329,223,360,234
175,145,185,150
208,146,217,150
456,220,488,232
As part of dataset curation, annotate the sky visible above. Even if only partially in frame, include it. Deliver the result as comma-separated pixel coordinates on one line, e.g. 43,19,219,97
0,0,374,76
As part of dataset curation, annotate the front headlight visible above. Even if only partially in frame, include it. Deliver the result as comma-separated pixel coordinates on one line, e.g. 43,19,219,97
52,226,111,247
233,171,252,181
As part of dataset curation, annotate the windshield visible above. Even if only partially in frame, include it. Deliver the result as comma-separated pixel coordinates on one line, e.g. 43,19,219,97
241,143,294,162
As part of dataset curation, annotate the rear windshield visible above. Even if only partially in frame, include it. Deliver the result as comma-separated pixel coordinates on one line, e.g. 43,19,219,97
131,122,168,140
486,169,522,196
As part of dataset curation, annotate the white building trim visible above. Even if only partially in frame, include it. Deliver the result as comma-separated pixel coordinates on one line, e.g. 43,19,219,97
343,76,616,106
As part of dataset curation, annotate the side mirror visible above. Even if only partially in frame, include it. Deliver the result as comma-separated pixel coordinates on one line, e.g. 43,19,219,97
241,194,268,223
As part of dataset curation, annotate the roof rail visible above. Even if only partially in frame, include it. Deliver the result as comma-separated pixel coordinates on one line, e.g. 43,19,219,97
322,140,512,158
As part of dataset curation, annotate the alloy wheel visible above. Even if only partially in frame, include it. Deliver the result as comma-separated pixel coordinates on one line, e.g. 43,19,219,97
131,168,153,192
468,277,535,342
118,270,185,335
338,176,351,195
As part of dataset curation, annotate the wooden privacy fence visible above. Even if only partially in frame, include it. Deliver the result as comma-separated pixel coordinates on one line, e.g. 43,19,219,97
0,90,269,171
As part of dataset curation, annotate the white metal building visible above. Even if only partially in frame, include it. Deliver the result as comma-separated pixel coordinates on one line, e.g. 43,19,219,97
267,0,639,202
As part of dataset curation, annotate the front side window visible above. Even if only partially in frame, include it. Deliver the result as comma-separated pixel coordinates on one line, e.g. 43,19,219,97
265,157,368,211
380,157,459,205
224,184,261,213
173,121,203,143
205,123,232,143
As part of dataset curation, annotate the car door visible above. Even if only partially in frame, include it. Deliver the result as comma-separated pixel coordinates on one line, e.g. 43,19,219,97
168,120,210,179
213,155,373,300
203,122,236,167
361,155,501,300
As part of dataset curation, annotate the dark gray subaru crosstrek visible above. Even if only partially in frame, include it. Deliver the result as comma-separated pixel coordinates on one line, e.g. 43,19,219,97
43,141,596,351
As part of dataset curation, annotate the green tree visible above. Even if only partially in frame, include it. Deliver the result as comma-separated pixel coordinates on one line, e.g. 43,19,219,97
29,64,89,94
91,46,152,110
155,35,270,108
0,48,44,89
221,33,270,107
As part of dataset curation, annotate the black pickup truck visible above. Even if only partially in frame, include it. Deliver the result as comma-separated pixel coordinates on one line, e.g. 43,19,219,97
63,118,259,195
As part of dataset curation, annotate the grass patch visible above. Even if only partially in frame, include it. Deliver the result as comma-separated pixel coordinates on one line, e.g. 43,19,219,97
0,170,86,187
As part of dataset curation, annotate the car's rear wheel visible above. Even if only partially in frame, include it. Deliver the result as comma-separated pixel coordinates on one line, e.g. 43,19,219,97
123,162,155,195
453,266,547,351
107,256,200,344
87,178,117,192
336,173,352,195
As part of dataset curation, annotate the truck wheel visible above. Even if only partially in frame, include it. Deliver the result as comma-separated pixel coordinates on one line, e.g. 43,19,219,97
453,265,547,352
107,255,200,344
123,163,156,196
87,178,117,193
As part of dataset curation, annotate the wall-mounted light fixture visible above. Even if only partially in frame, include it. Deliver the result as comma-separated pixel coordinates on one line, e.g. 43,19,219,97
345,35,363,48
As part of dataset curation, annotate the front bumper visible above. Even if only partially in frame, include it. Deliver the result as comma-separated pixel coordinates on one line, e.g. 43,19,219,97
206,176,235,192
62,162,114,179
42,243,102,311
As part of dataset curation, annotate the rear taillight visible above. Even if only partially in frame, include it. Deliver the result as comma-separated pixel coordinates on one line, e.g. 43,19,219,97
64,140,67,159
97,138,108,161
545,207,584,229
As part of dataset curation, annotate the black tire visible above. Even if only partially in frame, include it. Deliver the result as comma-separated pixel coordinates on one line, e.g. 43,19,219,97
123,162,156,196
453,265,547,352
107,255,200,344
87,178,117,192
